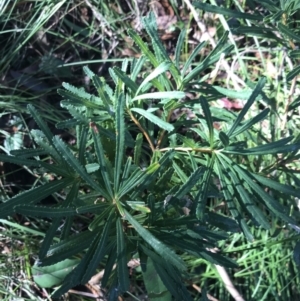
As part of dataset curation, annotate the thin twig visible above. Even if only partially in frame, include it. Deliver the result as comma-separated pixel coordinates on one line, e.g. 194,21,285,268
128,110,155,152
215,265,245,301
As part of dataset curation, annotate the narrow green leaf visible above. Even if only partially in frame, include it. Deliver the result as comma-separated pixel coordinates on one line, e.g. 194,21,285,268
101,245,117,287
227,77,266,137
181,40,207,75
0,153,41,167
81,213,114,284
287,65,300,81
193,2,263,20
39,219,61,260
200,96,214,146
10,148,47,158
134,133,143,166
39,182,79,259
58,89,101,109
113,67,139,94
116,218,130,292
88,206,115,231
219,131,229,147
175,28,187,70
41,230,95,266
78,126,89,165
215,158,253,241
85,163,100,173
172,161,188,183
124,210,186,271
232,161,294,224
251,173,300,198
224,138,299,155
183,44,233,84
53,136,110,199
91,123,114,198
76,203,109,214
141,12,180,82
141,244,193,301
136,61,171,95
131,56,147,81
126,201,151,213
83,66,112,107
114,93,126,192
196,154,215,221
118,168,144,198
27,104,53,145
15,205,76,218
278,23,300,42
174,167,204,200
230,108,270,138
220,160,270,229
128,29,158,67
232,26,283,43
289,49,300,59
131,108,174,132
0,178,73,217
30,130,68,165
132,91,185,101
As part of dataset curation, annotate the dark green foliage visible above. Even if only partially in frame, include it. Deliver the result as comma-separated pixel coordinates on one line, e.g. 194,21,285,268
0,11,300,301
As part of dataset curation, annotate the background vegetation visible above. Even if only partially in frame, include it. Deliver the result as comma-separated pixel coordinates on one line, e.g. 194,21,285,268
0,0,300,300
